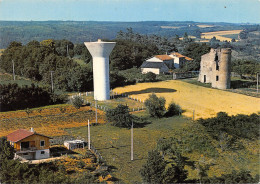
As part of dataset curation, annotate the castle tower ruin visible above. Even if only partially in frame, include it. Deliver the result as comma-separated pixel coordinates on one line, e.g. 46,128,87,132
198,48,232,89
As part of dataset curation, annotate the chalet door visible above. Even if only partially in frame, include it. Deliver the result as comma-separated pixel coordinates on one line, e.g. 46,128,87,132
21,142,29,149
204,75,206,83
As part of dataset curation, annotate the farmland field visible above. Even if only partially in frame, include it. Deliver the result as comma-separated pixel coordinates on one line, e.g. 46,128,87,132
113,80,260,119
201,30,242,41
197,24,215,28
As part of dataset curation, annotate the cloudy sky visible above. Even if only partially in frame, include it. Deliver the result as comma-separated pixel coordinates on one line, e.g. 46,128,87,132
0,0,259,23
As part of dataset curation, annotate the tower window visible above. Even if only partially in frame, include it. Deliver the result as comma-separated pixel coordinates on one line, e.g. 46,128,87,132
216,76,219,81
216,61,219,70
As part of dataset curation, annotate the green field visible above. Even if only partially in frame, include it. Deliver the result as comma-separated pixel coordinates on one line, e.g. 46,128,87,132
221,34,239,39
66,111,259,183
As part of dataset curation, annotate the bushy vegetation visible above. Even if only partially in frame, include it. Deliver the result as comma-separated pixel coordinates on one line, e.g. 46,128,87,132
198,112,259,140
165,101,182,117
144,93,166,118
71,96,84,109
140,139,192,183
106,104,133,128
0,83,65,112
232,59,260,78
141,135,259,183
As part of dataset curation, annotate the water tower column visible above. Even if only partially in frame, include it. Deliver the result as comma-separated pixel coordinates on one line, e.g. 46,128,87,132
84,39,116,101
92,56,110,100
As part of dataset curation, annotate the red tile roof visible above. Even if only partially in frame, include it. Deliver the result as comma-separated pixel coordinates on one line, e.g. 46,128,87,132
7,129,34,143
170,52,193,61
7,129,51,143
155,55,173,61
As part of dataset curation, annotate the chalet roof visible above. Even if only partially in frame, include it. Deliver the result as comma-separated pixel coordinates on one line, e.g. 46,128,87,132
170,52,193,61
155,55,173,61
7,129,51,143
141,61,168,69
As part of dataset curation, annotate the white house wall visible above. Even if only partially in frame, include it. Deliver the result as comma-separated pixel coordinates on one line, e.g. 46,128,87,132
35,149,50,160
146,57,163,62
141,68,160,75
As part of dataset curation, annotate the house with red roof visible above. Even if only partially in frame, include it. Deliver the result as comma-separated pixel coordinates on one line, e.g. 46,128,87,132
7,128,51,160
141,53,193,75
170,52,193,69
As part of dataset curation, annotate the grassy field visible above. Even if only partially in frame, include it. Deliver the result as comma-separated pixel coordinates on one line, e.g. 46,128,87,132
67,113,259,183
201,30,242,41
0,105,106,137
113,80,260,119
0,72,36,86
221,34,239,39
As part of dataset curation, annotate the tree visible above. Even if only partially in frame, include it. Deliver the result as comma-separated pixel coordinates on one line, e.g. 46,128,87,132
140,149,166,183
106,104,133,128
71,96,84,109
165,102,182,117
0,137,14,160
144,93,166,118
145,72,156,82
7,41,22,49
210,170,258,183
25,108,32,117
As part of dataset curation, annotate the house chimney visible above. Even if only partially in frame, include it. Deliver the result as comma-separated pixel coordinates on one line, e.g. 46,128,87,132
30,127,34,132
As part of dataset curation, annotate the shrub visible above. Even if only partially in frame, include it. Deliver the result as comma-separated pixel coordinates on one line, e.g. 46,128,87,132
144,93,166,118
71,96,84,109
145,72,156,82
106,104,132,128
165,102,182,117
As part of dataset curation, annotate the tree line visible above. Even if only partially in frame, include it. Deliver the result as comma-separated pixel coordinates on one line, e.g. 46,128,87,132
0,83,65,112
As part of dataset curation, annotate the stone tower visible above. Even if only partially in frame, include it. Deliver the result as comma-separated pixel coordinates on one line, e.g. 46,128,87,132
198,48,232,89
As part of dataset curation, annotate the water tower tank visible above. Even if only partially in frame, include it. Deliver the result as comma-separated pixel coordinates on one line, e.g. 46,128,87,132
84,39,116,101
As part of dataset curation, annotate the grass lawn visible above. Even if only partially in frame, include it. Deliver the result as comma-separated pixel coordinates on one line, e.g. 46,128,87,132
81,93,145,111
66,112,259,183
67,114,189,183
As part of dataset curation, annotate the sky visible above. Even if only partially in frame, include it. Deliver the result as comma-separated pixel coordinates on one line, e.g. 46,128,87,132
0,0,260,23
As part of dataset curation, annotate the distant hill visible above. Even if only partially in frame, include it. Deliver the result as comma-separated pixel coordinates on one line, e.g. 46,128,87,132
0,21,246,49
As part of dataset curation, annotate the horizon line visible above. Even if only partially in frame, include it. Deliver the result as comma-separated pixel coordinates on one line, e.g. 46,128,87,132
0,20,259,24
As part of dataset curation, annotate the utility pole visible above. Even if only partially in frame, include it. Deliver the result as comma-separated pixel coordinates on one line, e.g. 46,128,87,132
67,44,69,57
257,73,259,93
50,71,54,93
95,100,98,124
12,60,15,80
131,121,134,161
193,110,195,121
88,119,91,150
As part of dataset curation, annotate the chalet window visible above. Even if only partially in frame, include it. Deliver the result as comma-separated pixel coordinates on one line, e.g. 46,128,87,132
216,76,219,81
23,153,28,156
41,151,45,154
40,141,45,147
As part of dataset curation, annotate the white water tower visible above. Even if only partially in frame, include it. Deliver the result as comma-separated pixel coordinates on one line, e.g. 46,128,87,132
84,39,116,101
